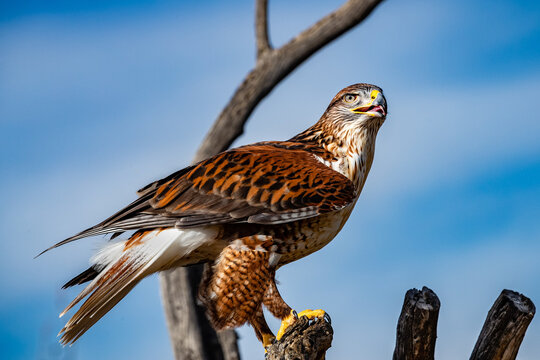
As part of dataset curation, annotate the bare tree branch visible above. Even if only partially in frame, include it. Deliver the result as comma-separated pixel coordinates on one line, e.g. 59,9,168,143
470,290,535,360
255,0,271,58
160,1,385,359
393,287,440,360
160,266,236,360
194,0,384,162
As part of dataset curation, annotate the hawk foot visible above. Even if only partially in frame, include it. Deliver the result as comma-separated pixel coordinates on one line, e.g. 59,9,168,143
262,333,276,351
276,309,329,341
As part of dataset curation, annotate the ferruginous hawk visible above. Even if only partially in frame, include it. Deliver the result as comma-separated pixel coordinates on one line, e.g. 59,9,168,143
39,83,388,348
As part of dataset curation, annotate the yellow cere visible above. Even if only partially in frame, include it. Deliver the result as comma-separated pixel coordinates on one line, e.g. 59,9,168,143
369,90,380,105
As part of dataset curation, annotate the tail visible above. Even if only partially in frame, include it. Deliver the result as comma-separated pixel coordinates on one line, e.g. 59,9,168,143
59,228,208,345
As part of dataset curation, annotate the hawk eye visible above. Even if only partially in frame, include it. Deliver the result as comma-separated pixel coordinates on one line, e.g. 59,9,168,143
343,94,358,103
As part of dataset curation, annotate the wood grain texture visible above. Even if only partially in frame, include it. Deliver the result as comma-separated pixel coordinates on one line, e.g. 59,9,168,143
266,316,333,360
255,0,271,58
160,1,385,358
160,265,233,360
393,287,440,360
470,290,535,360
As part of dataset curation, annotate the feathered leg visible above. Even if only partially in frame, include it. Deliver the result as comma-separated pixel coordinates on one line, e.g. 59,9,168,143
198,236,275,330
264,273,327,341
249,305,275,348
263,276,292,319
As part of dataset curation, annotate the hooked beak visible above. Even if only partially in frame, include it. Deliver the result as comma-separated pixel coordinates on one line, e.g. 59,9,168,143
351,90,387,118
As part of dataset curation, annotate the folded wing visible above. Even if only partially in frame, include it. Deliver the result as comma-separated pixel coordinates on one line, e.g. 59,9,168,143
40,142,356,255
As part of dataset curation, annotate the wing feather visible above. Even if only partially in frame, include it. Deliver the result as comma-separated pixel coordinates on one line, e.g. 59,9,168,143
40,142,356,255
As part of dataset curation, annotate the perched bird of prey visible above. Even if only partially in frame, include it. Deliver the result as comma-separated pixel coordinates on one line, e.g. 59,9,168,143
40,83,387,347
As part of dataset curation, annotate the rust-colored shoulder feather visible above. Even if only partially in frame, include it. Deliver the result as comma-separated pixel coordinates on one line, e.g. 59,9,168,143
39,142,356,255
47,83,388,348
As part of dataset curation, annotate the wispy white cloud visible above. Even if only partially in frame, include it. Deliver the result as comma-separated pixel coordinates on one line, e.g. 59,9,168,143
1,0,539,359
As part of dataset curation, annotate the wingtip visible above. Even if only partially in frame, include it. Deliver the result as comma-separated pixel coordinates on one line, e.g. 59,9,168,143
34,247,52,259
34,230,94,259
35,237,77,259
57,329,72,347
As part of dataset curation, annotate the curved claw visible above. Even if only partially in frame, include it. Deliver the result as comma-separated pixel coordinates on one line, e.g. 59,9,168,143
323,312,331,325
276,309,328,341
324,312,332,325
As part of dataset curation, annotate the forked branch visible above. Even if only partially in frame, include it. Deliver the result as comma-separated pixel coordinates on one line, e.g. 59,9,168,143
392,288,536,360
160,1,385,359
255,0,271,58
193,0,384,162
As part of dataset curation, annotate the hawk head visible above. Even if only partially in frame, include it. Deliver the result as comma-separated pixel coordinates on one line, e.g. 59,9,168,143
324,83,387,128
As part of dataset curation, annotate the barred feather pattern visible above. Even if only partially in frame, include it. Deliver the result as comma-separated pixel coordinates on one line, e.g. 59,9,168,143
198,235,277,329
46,83,388,345
58,227,219,345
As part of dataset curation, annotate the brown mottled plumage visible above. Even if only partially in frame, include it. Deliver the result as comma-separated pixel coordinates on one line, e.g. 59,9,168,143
41,83,387,347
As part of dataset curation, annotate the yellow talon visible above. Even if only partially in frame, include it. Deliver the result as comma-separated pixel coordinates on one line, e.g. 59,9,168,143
276,310,297,340
262,333,275,351
276,309,328,341
297,309,326,320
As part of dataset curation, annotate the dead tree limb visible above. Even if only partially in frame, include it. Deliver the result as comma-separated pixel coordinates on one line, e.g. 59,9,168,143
192,0,384,162
255,0,271,58
266,316,333,360
470,290,535,360
159,267,227,360
393,287,441,360
160,1,384,359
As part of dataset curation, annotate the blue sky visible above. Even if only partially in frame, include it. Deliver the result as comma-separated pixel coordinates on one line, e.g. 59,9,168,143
1,0,539,359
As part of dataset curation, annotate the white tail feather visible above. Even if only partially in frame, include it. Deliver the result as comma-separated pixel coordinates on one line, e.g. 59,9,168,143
59,227,217,345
